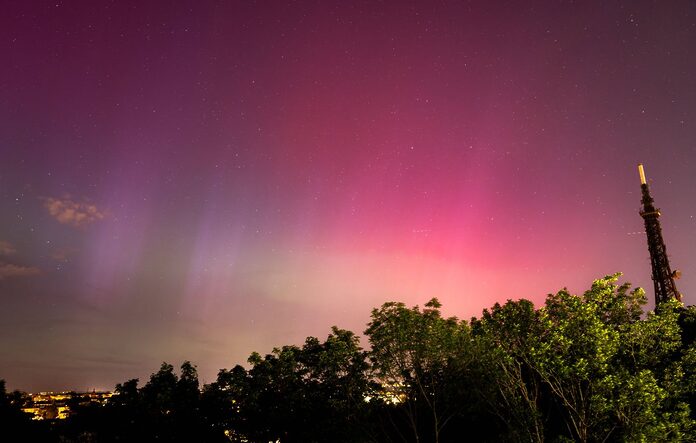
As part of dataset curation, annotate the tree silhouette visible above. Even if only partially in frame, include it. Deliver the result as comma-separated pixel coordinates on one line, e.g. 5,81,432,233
365,298,476,443
5,274,696,442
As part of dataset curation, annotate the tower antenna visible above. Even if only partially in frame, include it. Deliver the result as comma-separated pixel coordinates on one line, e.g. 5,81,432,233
638,163,682,305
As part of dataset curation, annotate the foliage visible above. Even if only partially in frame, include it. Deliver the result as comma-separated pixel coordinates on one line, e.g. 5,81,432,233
365,298,475,443
2,274,696,442
207,326,372,443
472,299,545,442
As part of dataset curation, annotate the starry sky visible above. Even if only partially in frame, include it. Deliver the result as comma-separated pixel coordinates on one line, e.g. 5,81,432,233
2,0,696,392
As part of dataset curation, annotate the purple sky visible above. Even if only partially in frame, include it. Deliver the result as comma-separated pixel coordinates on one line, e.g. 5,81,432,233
2,0,696,392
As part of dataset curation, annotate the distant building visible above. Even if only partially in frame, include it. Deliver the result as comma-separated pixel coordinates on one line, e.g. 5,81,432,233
20,391,113,420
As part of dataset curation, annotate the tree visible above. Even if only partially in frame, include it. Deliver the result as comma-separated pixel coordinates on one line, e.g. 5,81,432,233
365,298,473,443
0,380,42,441
527,274,694,442
113,378,139,408
614,299,695,441
111,362,209,442
214,327,372,443
465,274,696,442
142,362,178,416
175,361,200,424
529,279,622,442
472,299,545,443
201,365,248,440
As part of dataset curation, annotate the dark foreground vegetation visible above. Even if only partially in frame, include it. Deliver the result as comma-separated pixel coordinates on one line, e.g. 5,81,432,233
2,274,696,442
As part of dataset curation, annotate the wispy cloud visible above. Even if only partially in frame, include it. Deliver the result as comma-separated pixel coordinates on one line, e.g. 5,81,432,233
0,262,40,280
0,240,16,256
42,196,106,227
0,242,40,280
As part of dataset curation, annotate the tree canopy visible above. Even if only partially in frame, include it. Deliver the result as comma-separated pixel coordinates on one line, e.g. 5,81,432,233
2,274,695,442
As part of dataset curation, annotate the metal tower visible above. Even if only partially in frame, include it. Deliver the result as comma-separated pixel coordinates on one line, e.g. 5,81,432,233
638,163,682,305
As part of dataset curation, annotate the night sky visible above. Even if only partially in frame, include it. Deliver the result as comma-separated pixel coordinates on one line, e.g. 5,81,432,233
2,1,696,392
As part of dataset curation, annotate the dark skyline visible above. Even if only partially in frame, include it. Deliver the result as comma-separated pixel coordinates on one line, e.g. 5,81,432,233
2,0,696,392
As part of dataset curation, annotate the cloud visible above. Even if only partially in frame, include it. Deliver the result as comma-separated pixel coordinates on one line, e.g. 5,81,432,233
0,242,39,280
0,241,16,256
0,262,40,280
42,196,106,227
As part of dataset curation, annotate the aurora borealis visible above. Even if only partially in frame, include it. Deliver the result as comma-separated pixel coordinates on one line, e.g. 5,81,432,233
2,1,696,392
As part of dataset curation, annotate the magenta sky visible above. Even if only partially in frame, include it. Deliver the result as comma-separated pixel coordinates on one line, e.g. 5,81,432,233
2,0,696,392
